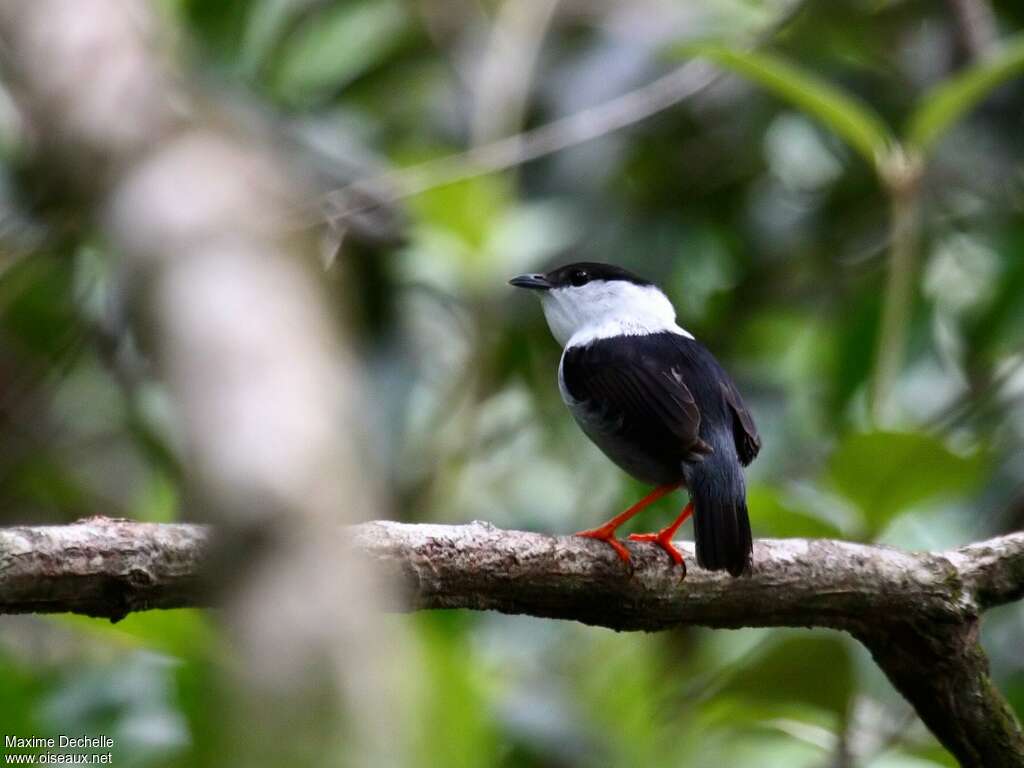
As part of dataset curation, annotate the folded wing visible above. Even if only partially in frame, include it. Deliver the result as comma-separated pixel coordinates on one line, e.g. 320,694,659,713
561,336,711,463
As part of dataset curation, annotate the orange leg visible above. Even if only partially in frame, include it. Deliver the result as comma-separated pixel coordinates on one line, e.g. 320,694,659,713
628,502,694,566
575,483,681,563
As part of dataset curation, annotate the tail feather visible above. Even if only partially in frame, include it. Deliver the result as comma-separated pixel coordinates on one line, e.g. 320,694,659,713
685,433,752,577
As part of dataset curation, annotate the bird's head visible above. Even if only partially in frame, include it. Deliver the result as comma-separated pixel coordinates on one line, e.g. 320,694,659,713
509,262,684,347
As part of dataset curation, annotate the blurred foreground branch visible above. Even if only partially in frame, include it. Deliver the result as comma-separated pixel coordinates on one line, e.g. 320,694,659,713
0,1,405,763
1,517,1022,766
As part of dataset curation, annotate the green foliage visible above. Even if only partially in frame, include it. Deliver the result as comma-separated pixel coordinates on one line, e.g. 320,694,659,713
409,174,513,253
409,614,501,768
1,2,1023,767
269,0,410,104
684,34,1024,176
747,485,843,539
181,0,253,62
964,237,1024,361
5,455,92,512
826,432,987,538
0,255,79,363
908,34,1024,152
56,610,216,660
678,42,893,167
0,654,50,738
718,633,854,718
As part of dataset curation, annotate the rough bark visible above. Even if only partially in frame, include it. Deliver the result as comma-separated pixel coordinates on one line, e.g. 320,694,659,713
859,624,1021,768
0,518,210,620
2,517,1023,765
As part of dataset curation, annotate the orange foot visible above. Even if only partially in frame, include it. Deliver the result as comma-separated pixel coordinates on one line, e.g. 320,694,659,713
629,502,693,569
574,483,681,565
576,523,631,563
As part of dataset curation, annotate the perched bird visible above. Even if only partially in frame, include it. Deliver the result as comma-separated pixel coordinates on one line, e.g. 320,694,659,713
510,262,760,576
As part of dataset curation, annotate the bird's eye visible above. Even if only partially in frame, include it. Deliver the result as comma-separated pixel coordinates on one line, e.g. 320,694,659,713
569,270,589,287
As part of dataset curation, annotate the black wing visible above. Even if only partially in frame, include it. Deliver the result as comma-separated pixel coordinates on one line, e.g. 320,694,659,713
561,335,711,462
721,379,760,466
660,333,760,467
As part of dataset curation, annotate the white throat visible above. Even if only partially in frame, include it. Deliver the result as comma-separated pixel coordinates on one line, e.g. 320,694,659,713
538,281,694,348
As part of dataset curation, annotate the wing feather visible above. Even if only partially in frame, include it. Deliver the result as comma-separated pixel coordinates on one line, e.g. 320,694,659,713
721,380,761,465
561,339,707,460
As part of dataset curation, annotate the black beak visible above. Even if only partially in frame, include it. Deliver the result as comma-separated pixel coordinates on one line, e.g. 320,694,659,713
509,273,551,291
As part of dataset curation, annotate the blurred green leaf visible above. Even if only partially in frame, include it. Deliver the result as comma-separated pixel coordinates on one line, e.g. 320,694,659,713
0,651,49,738
0,255,78,363
182,0,253,62
403,173,519,292
3,455,92,515
718,633,854,718
576,628,675,766
55,610,216,661
871,750,956,768
271,0,408,103
410,613,500,768
37,652,189,764
907,35,1024,153
173,657,227,768
964,237,1024,361
409,173,513,251
747,485,843,539
826,431,987,537
694,730,831,768
832,286,882,417
1007,671,1024,725
679,42,893,167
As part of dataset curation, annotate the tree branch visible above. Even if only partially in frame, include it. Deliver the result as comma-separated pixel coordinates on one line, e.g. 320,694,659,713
2,517,1023,765
3,517,1023,630
354,521,1023,628
0,517,210,620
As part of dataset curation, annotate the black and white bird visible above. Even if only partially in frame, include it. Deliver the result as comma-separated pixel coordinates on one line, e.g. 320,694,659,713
510,262,760,577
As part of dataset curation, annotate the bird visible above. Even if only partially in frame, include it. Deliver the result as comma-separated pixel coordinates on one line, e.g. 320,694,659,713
510,262,760,577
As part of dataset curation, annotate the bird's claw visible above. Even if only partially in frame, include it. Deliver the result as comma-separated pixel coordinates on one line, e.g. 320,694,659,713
628,530,687,576
575,527,633,571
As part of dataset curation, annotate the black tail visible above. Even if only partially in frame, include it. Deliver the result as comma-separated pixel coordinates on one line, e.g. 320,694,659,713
684,432,752,577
